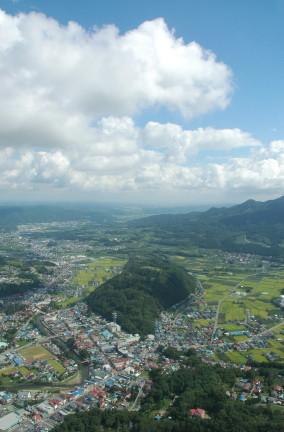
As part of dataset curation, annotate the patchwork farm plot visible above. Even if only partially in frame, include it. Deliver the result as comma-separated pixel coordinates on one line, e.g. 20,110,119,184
73,256,126,289
58,256,126,307
173,250,284,364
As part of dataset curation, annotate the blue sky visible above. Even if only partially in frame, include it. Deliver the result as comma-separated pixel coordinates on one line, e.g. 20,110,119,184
2,0,283,142
0,0,283,204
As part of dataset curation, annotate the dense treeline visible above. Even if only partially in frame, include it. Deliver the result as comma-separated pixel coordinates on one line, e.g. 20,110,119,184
54,357,284,432
55,409,284,432
87,256,196,335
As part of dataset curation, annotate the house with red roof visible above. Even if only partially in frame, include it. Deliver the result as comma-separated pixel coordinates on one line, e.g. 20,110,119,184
189,408,206,419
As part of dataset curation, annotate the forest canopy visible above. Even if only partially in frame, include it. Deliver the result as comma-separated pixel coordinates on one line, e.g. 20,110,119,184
87,256,196,335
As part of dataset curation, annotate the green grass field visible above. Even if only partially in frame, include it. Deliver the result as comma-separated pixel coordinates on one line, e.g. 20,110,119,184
18,345,66,375
175,251,284,364
225,351,247,364
222,324,246,331
47,359,65,374
220,300,246,321
59,256,127,307
73,257,126,288
194,319,213,327
0,366,29,377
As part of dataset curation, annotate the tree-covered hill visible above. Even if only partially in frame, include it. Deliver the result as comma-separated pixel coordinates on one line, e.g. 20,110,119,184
130,196,284,258
87,256,196,335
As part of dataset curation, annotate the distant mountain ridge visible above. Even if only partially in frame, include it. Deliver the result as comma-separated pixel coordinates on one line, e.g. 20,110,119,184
131,196,284,258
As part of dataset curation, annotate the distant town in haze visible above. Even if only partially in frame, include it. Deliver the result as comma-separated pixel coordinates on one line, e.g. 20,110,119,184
0,1,284,431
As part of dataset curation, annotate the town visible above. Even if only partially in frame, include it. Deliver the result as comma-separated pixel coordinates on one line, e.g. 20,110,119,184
0,221,284,431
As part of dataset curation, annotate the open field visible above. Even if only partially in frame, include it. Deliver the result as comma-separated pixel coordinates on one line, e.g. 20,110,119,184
194,319,213,327
172,250,284,364
19,345,53,361
224,351,247,364
47,359,65,374
0,345,67,379
186,253,284,319
0,366,29,377
73,256,126,288
219,341,284,364
220,299,246,321
58,256,127,308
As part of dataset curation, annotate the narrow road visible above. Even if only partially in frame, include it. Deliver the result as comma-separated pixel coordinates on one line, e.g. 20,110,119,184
129,381,145,412
211,273,260,342
211,298,224,342
246,320,284,343
0,381,79,391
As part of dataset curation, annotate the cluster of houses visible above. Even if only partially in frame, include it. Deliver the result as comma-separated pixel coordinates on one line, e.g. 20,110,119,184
227,378,284,405
0,350,71,385
42,304,179,377
0,310,33,349
0,327,77,385
0,225,283,430
0,296,282,431
0,378,146,431
224,252,261,266
156,310,216,351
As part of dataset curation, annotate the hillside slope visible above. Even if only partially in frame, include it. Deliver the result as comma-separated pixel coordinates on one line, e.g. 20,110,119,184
130,196,284,257
87,256,196,335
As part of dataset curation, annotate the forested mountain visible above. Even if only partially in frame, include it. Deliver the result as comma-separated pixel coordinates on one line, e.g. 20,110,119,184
131,196,284,257
87,256,196,335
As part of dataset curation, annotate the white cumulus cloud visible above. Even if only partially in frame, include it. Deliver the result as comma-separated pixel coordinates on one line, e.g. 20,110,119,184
0,114,271,197
0,9,283,203
0,9,233,152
